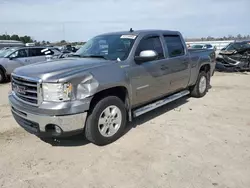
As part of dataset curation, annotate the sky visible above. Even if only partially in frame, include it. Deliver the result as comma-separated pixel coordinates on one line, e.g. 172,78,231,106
0,0,249,42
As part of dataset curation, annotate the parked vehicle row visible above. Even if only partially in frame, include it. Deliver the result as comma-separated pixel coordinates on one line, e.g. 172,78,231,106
0,43,85,83
0,46,61,83
8,29,216,145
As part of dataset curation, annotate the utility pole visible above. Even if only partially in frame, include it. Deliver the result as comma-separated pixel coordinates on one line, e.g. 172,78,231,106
62,23,65,41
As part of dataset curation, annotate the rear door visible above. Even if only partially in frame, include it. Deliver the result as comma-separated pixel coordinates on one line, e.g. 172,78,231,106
162,35,190,93
129,35,168,106
28,48,53,64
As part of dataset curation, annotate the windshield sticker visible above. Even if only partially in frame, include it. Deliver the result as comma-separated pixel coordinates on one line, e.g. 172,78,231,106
41,48,48,53
120,35,137,40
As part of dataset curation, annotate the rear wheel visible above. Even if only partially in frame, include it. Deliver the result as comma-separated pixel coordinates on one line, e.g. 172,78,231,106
85,96,127,146
190,71,209,98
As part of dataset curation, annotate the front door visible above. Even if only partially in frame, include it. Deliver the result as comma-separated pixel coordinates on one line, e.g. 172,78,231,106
7,49,29,73
128,35,167,107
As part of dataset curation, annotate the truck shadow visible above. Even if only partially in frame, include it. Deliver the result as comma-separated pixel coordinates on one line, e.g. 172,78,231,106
40,134,90,147
124,96,189,134
44,96,189,147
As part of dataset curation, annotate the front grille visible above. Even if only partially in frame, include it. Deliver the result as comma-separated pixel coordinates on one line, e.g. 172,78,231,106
11,74,40,106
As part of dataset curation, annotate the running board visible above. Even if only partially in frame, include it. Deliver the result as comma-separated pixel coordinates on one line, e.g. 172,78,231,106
133,90,190,117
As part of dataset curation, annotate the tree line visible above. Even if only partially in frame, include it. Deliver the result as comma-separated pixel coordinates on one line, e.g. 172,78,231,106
0,34,33,43
0,34,84,46
186,34,250,42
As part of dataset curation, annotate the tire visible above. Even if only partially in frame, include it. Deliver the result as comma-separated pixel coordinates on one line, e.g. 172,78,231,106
190,71,209,98
0,69,6,83
85,96,127,146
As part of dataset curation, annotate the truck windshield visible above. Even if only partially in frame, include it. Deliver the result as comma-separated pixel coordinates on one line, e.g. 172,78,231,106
0,48,17,58
74,35,136,61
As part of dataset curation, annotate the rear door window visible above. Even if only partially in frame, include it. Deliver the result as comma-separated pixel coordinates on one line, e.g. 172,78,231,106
28,48,44,57
28,48,54,57
135,36,164,60
164,35,185,57
41,48,54,55
205,44,213,48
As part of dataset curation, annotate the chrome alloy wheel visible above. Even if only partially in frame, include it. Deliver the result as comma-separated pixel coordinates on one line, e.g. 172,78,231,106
199,75,207,94
98,105,122,137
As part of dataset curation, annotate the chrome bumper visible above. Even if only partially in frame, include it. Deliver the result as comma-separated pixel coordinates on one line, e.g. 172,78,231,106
9,94,87,137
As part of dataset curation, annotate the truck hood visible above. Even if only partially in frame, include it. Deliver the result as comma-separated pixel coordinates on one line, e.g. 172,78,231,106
14,58,112,82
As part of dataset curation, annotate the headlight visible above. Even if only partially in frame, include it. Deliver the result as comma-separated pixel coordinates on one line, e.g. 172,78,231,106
216,54,223,59
42,83,72,102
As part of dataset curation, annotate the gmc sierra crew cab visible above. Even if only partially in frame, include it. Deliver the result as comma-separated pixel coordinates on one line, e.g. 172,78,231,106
9,30,216,145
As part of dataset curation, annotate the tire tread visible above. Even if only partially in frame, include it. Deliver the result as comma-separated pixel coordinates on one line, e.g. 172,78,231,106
190,71,209,98
85,96,127,146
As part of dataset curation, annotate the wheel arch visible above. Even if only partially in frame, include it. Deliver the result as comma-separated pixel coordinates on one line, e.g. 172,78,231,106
89,86,130,110
0,65,7,82
199,63,211,73
0,65,7,74
89,85,132,121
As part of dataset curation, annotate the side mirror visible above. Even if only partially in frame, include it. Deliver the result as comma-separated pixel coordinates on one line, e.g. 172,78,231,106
8,53,18,60
134,50,158,63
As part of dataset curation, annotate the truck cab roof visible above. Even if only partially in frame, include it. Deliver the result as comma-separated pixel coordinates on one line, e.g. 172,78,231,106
98,29,181,37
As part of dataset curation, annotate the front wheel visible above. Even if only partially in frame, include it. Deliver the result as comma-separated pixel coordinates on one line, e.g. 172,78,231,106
0,69,6,83
190,71,209,98
85,96,127,146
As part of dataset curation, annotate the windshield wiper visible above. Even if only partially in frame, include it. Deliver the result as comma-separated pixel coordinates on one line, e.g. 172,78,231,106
81,55,107,60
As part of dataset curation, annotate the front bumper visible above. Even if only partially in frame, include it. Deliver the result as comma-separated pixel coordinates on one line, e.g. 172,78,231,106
9,94,88,138
215,61,250,72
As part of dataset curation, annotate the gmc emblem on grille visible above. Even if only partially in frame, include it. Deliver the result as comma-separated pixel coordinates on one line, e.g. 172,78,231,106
13,84,26,95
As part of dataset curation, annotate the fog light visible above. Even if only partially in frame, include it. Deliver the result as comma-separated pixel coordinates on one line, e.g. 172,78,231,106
55,125,62,134
45,124,62,135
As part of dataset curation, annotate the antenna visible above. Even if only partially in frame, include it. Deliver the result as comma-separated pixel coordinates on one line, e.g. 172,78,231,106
130,28,134,32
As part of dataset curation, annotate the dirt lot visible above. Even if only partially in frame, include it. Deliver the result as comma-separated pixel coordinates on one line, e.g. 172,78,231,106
0,72,250,188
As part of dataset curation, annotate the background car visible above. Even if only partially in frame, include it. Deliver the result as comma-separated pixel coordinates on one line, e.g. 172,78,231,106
190,43,216,50
216,41,250,72
0,46,61,83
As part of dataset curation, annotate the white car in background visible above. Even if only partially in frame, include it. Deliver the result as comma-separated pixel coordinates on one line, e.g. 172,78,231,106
0,46,60,83
190,43,216,50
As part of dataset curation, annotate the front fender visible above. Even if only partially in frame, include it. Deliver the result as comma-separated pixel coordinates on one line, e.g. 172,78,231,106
92,63,131,100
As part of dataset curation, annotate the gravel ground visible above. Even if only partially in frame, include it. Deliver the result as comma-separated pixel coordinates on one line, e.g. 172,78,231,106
0,72,250,188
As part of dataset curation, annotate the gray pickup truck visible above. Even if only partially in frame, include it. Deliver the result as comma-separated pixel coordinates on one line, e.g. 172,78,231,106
9,30,216,145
